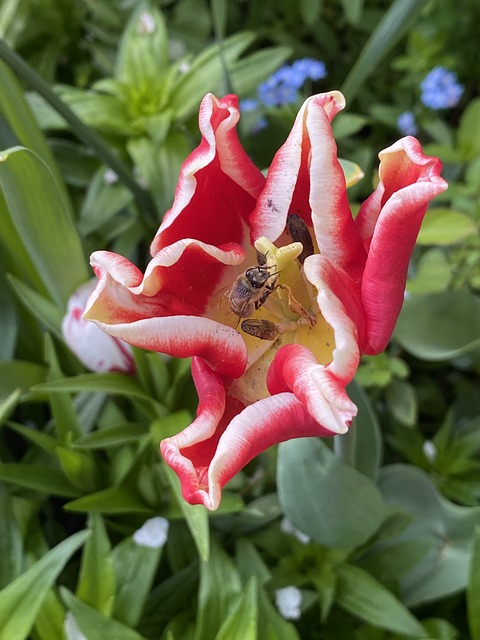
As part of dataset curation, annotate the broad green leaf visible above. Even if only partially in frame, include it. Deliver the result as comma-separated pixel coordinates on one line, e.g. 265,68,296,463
394,290,480,360
468,526,480,640
61,588,148,640
406,249,452,296
278,438,391,548
0,60,64,189
0,146,88,306
339,0,363,24
0,360,47,401
79,168,133,236
7,274,63,339
385,379,417,427
299,0,323,26
76,514,116,616
335,563,425,637
194,540,242,640
347,380,382,479
112,532,166,627
0,464,82,498
379,464,480,606
64,485,153,514
457,97,480,159
332,113,368,139
163,463,210,562
33,590,66,640
215,577,258,640
341,0,424,102
0,530,89,640
235,539,271,587
0,483,22,589
416,208,477,245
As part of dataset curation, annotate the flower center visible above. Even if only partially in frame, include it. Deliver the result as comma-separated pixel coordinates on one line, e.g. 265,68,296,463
222,235,335,405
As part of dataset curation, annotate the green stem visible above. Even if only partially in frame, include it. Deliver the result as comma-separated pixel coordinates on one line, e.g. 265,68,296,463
333,423,357,467
0,39,157,226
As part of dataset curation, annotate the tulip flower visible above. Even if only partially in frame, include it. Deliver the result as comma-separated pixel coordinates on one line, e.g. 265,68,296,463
84,91,447,510
62,280,135,374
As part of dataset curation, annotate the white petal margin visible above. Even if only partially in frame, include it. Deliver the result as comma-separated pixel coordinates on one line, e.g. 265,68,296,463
133,517,169,548
275,586,303,620
164,390,331,510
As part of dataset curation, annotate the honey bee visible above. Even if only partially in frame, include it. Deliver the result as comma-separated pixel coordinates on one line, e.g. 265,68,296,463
228,252,280,319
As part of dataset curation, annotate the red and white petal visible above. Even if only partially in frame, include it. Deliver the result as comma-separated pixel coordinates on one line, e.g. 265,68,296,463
303,253,365,367
356,137,448,354
163,388,331,510
267,345,357,435
250,91,366,283
151,94,266,256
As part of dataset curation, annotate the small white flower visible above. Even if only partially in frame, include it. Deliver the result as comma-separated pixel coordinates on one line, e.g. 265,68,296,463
178,60,191,74
103,168,118,185
275,585,303,620
133,517,169,548
423,439,438,463
280,517,311,544
137,11,156,35
64,613,87,640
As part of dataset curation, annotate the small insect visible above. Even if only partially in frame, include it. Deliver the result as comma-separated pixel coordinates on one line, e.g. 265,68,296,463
228,252,280,319
287,214,314,264
241,318,280,341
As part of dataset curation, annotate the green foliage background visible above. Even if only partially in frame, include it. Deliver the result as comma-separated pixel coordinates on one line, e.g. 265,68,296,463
0,0,479,638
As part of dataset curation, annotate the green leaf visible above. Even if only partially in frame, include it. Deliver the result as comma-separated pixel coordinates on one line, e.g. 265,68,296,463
7,274,63,339
257,587,300,640
0,360,47,401
339,0,363,24
194,539,242,640
112,532,166,627
0,146,88,305
230,46,292,96
379,464,480,606
278,438,391,548
299,0,323,26
0,287,16,361
6,421,59,457
467,526,480,640
0,464,82,498
457,97,480,159
0,483,22,589
61,588,148,640
406,249,452,296
74,423,148,449
0,390,20,426
335,563,425,637
347,380,383,479
394,290,480,360
170,32,255,120
163,462,210,562
215,577,258,640
64,485,153,514
339,158,364,188
386,379,417,427
0,530,89,640
416,208,477,245
78,168,133,236
332,113,368,139
341,0,424,102
76,514,116,616
33,590,66,640
115,2,169,86
56,447,101,492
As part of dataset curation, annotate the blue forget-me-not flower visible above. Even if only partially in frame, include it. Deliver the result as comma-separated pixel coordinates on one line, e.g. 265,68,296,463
397,111,418,136
420,67,464,110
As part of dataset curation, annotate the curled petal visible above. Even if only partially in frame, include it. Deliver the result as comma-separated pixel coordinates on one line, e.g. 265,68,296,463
250,91,366,283
356,137,448,353
163,382,330,510
151,93,266,256
267,344,357,435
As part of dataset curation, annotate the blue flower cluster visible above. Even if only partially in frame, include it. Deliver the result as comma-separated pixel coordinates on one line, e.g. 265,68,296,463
420,67,464,110
241,58,327,114
397,111,418,136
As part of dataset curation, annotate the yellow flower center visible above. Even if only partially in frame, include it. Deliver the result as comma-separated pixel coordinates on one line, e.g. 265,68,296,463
213,235,336,405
